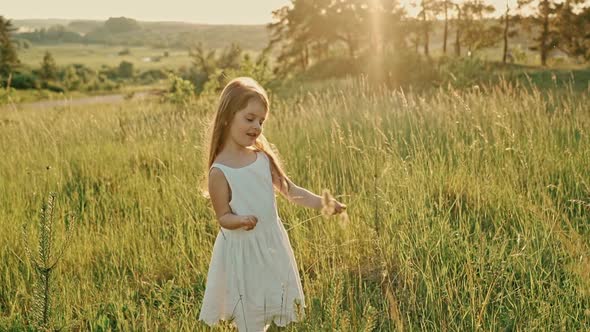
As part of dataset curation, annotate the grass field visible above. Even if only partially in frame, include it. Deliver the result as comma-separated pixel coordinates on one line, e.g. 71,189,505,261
0,78,589,330
17,44,194,71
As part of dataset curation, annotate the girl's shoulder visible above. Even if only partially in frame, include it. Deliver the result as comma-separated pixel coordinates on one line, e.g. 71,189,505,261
257,149,269,160
211,149,263,170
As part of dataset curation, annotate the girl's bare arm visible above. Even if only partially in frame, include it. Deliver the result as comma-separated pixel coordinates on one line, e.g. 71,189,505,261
272,172,346,213
209,168,257,230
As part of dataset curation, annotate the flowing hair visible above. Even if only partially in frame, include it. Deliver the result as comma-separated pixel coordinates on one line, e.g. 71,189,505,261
205,77,289,192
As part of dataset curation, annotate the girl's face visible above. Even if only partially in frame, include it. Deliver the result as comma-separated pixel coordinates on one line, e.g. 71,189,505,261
227,97,267,148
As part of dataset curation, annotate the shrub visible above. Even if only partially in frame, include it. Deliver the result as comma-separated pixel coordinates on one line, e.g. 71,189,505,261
138,69,168,84
10,71,40,89
118,61,134,79
164,73,195,104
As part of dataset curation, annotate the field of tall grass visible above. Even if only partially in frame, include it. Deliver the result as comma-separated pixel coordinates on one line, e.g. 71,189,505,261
1,78,589,330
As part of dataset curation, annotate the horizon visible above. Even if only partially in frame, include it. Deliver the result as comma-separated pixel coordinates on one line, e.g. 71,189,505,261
4,0,290,25
5,0,521,26
12,17,269,26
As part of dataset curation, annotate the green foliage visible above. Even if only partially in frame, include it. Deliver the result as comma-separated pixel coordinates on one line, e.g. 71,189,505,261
0,86,14,105
138,68,168,84
22,193,75,330
10,71,40,90
164,73,195,104
553,3,590,61
293,50,439,89
0,16,19,77
294,56,361,81
185,43,274,94
62,65,81,90
104,17,141,34
39,51,58,81
13,38,32,49
437,56,496,87
118,61,134,79
16,20,268,50
511,45,529,63
42,80,66,93
16,25,84,44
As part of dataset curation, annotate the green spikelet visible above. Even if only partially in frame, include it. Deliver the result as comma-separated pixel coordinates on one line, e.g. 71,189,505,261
22,192,75,330
361,305,377,332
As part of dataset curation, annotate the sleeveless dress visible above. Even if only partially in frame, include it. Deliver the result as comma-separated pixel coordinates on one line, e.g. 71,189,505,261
199,151,305,332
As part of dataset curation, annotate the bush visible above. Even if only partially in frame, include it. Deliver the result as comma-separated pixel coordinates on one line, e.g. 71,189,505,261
296,50,439,89
118,61,134,79
62,66,81,90
138,69,168,84
436,56,496,87
42,81,66,93
164,73,195,104
382,51,439,88
9,71,40,89
297,56,361,81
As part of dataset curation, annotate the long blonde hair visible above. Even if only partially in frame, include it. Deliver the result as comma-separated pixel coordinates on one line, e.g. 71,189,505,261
206,77,289,191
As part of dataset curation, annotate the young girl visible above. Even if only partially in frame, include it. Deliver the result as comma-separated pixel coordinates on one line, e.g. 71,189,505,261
198,77,346,331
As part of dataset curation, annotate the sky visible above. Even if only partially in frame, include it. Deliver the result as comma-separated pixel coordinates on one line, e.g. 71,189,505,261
5,0,516,24
4,0,292,25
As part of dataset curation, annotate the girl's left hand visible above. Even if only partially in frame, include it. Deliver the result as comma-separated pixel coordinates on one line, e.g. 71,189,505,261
321,190,347,216
333,200,347,215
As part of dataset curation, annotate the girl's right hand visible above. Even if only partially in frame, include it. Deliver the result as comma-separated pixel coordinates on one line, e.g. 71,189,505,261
240,215,258,230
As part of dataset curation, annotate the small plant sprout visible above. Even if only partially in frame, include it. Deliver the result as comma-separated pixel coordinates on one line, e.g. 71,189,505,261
22,192,75,330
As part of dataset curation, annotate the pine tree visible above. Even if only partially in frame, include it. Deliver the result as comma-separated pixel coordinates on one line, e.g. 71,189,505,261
518,0,558,66
0,16,19,78
553,0,590,61
39,51,58,81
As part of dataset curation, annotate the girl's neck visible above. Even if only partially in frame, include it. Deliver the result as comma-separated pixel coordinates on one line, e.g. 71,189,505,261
221,140,255,158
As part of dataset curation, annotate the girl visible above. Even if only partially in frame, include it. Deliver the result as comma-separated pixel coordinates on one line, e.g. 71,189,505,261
198,77,346,332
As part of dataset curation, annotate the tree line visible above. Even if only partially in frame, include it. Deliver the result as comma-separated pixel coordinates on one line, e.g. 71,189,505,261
12,17,269,50
265,0,590,74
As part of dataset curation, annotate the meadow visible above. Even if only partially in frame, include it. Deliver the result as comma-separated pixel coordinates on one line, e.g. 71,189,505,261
0,78,589,330
17,44,193,71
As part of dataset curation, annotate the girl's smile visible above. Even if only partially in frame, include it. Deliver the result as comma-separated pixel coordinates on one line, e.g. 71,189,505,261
228,98,267,148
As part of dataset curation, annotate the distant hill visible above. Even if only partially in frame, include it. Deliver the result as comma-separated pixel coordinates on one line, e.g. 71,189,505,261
12,18,269,51
13,19,73,32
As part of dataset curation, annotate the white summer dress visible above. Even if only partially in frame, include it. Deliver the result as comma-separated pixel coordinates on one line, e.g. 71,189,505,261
199,151,305,332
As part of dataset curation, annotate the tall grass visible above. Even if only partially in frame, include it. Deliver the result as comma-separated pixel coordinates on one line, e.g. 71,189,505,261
0,78,589,330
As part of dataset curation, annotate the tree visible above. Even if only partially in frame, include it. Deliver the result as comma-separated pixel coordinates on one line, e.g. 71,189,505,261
267,0,406,76
438,0,455,54
104,17,141,34
187,43,244,92
553,0,590,61
518,0,558,66
501,1,521,63
0,16,19,78
117,61,134,78
454,3,463,56
39,51,58,81
416,0,436,56
455,0,500,55
267,0,330,75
